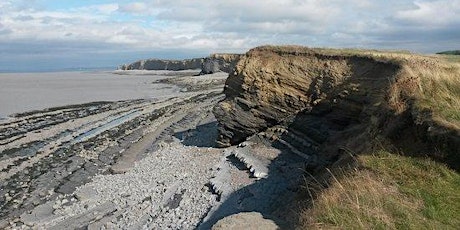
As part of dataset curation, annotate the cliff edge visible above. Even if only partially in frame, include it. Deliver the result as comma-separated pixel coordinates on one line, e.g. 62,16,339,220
213,45,459,168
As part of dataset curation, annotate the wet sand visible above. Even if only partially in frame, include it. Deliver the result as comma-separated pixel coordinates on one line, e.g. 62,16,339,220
0,70,201,118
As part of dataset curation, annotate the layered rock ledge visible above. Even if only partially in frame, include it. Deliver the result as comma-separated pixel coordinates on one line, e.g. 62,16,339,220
213,45,459,167
119,54,242,75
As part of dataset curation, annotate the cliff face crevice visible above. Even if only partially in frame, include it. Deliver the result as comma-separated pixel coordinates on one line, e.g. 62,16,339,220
213,46,459,169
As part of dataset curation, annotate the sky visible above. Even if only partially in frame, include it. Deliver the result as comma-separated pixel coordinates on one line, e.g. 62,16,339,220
0,0,459,72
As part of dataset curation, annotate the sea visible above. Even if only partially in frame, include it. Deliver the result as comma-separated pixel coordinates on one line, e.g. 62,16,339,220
0,70,182,119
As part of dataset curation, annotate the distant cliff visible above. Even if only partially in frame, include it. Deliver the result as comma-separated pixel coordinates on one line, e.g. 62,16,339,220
119,54,242,74
437,50,460,55
119,58,204,71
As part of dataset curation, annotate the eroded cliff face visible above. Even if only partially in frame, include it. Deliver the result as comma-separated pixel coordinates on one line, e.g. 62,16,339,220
213,46,460,169
213,46,398,148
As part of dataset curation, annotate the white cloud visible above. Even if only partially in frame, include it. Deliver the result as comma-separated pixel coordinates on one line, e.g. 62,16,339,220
118,2,148,14
396,0,460,27
85,4,119,14
156,0,340,29
348,0,373,8
0,0,459,71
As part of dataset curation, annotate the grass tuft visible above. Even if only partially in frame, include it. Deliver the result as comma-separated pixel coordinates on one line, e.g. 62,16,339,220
300,151,460,229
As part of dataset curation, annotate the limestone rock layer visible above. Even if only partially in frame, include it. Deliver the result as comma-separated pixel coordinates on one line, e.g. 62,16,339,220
213,46,399,147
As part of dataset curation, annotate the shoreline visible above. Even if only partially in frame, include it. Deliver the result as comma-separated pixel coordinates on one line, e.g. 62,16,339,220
0,70,307,229
0,70,191,119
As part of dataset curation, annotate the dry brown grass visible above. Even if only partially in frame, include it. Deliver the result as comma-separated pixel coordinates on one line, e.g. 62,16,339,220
411,60,460,126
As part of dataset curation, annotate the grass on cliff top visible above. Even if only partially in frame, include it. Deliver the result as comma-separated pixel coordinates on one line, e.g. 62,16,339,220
406,55,460,126
328,48,460,126
261,46,460,125
299,151,460,229
439,54,460,63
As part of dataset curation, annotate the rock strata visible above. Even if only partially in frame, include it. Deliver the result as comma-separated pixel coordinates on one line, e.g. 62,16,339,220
213,45,459,169
213,45,398,147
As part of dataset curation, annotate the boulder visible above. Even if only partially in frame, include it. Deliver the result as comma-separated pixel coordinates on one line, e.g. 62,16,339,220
212,212,279,230
201,58,220,74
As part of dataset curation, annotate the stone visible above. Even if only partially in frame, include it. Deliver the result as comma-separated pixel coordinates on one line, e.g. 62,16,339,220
211,212,279,230
201,59,220,74
200,54,242,75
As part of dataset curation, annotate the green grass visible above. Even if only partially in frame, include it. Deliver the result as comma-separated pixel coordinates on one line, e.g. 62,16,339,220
436,51,460,55
363,151,460,227
439,54,460,63
300,151,460,229
414,61,460,125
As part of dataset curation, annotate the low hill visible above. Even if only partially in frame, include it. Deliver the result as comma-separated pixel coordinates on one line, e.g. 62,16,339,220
437,50,460,55
212,45,460,228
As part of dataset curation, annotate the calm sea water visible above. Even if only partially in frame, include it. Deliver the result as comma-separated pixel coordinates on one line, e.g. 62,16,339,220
0,71,181,118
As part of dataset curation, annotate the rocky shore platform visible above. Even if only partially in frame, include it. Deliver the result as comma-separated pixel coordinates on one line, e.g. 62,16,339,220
0,71,310,229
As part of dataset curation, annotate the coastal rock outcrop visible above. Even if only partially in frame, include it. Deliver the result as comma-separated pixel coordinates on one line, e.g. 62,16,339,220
212,45,459,167
119,58,204,71
213,45,398,147
120,54,242,74
200,54,242,75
